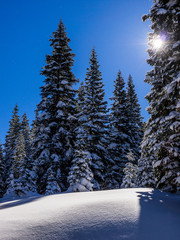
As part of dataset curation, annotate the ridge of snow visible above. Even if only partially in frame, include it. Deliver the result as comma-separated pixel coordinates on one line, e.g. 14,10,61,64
0,188,180,240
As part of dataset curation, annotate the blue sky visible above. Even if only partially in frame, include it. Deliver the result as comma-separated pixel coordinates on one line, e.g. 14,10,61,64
0,0,153,142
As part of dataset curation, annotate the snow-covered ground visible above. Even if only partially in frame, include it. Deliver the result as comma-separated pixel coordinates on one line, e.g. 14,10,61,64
0,188,180,240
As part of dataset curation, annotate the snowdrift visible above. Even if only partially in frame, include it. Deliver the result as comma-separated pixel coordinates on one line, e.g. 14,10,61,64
0,188,180,240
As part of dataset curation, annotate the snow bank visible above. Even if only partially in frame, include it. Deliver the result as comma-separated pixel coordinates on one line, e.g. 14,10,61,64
0,188,180,240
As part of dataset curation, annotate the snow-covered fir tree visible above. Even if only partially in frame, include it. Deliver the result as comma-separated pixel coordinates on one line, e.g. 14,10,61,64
74,49,109,190
4,105,21,192
121,150,138,188
30,110,39,143
0,142,4,197
126,74,143,160
137,121,156,188
68,82,93,192
107,71,131,188
21,113,31,157
33,19,78,194
139,0,180,192
21,113,36,192
6,132,27,196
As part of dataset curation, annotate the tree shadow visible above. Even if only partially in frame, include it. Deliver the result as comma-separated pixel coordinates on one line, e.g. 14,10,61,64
136,189,180,240
0,194,43,210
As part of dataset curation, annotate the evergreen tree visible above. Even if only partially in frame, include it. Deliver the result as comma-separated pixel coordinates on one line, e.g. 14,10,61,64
121,150,138,188
4,105,21,191
72,49,109,190
137,121,156,188
6,132,26,196
68,82,93,192
21,113,36,192
107,71,131,188
33,19,77,194
21,113,31,157
30,110,39,143
139,0,180,192
126,74,143,160
0,142,4,197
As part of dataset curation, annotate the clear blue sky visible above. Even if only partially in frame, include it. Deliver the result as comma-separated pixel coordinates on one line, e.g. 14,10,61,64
0,0,153,143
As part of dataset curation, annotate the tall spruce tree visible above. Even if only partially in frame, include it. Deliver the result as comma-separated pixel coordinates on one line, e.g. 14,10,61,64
68,82,93,192
126,75,143,160
138,0,180,192
107,71,131,188
30,110,39,143
21,113,31,157
33,19,77,194
21,113,36,192
4,105,21,192
0,142,4,197
73,49,109,190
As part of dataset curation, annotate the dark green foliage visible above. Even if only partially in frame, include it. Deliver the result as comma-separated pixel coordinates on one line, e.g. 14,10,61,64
68,82,93,192
33,19,77,194
126,74,143,160
139,0,180,192
4,105,21,191
107,71,131,188
0,143,4,197
72,49,109,190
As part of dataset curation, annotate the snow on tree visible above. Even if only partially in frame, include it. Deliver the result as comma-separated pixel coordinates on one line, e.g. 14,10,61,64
21,113,36,192
4,105,21,192
0,142,4,197
121,150,138,188
33,19,78,194
68,82,93,192
107,71,131,189
6,132,27,196
30,110,39,143
74,49,109,190
126,74,143,160
137,121,156,188
21,113,31,157
139,0,180,192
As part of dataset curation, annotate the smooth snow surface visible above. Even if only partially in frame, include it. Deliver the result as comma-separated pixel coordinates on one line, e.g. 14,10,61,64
0,188,180,240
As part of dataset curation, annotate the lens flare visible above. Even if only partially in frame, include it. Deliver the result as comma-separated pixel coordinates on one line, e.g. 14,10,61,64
152,37,164,50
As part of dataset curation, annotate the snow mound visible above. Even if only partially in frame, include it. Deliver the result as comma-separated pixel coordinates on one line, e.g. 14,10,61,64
0,188,180,240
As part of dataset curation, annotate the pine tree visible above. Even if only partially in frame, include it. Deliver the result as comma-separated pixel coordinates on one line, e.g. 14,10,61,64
126,74,143,160
72,49,109,190
21,113,31,157
121,150,138,188
30,110,39,143
21,113,36,191
33,19,77,194
4,105,21,192
139,0,180,192
137,121,156,188
107,71,131,188
68,82,93,192
6,132,26,196
0,142,4,197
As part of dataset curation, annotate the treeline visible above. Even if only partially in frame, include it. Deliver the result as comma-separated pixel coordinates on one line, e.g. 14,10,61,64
0,0,180,197
0,21,143,196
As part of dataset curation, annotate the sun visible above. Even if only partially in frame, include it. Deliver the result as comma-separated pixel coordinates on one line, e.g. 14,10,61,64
152,37,164,50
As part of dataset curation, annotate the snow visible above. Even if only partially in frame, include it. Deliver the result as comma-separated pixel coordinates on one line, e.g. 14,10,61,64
0,188,180,240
